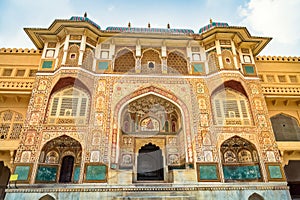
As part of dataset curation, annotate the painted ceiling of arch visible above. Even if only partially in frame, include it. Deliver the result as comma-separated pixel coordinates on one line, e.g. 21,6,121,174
126,94,179,116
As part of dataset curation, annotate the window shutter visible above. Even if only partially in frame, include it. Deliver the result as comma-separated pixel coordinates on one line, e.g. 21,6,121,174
72,98,79,116
223,100,239,118
240,100,248,118
80,98,87,116
215,100,222,117
51,98,59,116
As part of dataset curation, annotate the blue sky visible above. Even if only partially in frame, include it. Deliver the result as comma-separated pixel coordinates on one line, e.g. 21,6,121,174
0,0,299,56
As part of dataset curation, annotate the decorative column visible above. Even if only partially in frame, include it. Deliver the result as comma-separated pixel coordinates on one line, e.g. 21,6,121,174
231,40,239,69
78,34,87,65
161,43,167,74
42,42,48,58
61,34,70,65
135,40,141,73
215,40,224,69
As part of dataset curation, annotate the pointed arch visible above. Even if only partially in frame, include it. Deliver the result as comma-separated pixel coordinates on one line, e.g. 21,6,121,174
39,194,55,200
221,136,262,182
46,77,91,125
248,193,264,200
211,81,252,126
211,80,248,98
114,48,136,72
38,135,82,184
111,86,193,165
141,48,162,74
40,135,82,162
50,77,91,96
270,113,300,141
167,50,188,74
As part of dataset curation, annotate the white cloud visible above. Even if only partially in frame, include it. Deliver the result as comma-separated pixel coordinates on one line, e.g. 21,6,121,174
239,0,300,45
108,5,115,12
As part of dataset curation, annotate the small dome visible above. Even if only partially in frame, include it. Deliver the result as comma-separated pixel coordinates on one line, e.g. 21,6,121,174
199,21,229,34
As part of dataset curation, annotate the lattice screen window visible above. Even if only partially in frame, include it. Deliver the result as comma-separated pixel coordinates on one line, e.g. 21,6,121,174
114,49,136,72
0,110,23,140
48,88,89,125
212,89,251,126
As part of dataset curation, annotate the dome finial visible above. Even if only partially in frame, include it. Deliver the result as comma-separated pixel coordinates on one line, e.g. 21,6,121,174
148,22,151,28
84,12,87,18
128,22,131,28
209,18,213,24
167,23,170,29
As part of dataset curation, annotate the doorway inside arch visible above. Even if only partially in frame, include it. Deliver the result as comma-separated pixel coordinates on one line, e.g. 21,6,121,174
137,143,163,181
59,155,75,183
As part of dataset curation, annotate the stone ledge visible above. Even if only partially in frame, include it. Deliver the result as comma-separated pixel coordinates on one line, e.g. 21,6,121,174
6,183,289,193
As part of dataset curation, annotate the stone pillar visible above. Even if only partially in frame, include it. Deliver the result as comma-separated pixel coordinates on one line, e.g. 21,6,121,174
61,34,70,65
215,40,223,69
135,57,141,73
231,40,239,69
78,35,87,65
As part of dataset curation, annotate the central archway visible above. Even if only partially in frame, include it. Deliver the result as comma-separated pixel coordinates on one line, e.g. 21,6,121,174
137,143,163,181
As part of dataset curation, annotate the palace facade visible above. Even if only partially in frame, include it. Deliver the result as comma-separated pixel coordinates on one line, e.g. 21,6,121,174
0,16,299,199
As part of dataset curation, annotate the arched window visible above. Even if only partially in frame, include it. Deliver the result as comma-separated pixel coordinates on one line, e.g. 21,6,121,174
141,49,162,74
48,87,89,125
270,114,300,141
221,136,261,182
114,48,136,72
167,51,188,74
0,110,23,140
212,89,251,126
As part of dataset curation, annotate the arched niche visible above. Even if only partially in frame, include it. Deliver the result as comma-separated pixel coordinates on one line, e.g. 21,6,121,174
120,94,181,134
248,193,264,200
167,50,188,74
141,49,162,74
39,194,55,200
114,48,136,72
46,77,91,125
270,113,300,141
221,136,262,182
211,86,252,126
38,135,82,183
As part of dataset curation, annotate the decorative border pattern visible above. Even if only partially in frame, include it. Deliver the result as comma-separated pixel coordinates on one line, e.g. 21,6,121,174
5,185,289,193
